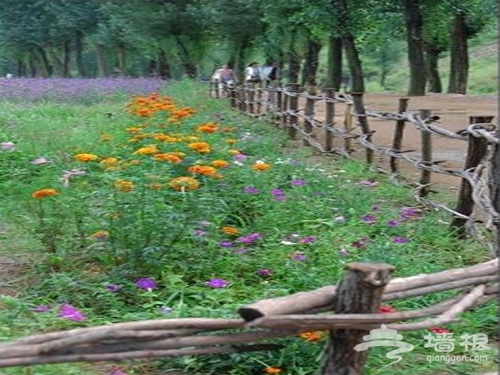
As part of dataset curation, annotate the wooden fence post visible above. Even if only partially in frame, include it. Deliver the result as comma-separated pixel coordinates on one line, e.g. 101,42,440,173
288,84,300,140
450,116,495,238
303,92,315,146
351,93,373,164
281,87,289,128
238,86,246,113
490,127,500,257
275,87,283,127
419,109,433,197
320,262,395,375
229,89,237,109
256,85,263,115
390,98,409,174
248,84,255,115
324,88,335,152
344,103,353,153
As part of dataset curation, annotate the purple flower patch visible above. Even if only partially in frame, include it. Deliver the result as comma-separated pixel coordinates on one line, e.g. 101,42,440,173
361,215,376,223
291,252,307,261
290,179,306,186
59,303,86,322
243,186,259,194
393,236,410,244
106,284,121,292
205,278,228,288
299,236,316,244
237,233,261,244
135,278,157,290
387,220,400,227
219,241,235,248
257,269,273,277
31,305,51,313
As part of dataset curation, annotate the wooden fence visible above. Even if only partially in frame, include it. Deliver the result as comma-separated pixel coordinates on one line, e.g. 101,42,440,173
214,83,499,255
0,84,497,374
0,259,497,374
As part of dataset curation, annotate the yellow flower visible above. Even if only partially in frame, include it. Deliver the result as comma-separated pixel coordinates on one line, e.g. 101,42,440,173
298,331,325,342
229,149,240,155
100,134,113,142
187,165,219,177
221,226,239,235
91,231,109,240
75,153,98,162
252,162,272,171
154,153,183,163
100,157,119,165
225,139,238,144
169,176,200,191
148,183,163,190
32,188,59,199
114,180,134,192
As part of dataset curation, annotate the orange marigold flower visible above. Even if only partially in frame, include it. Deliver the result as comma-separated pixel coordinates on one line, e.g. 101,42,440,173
169,176,200,191
299,331,325,342
91,231,109,240
114,180,134,192
264,367,282,374
221,127,234,133
75,153,98,162
154,153,183,163
32,188,59,199
225,139,238,144
188,165,219,176
221,226,239,235
252,162,272,171
153,133,179,143
196,123,218,133
125,126,144,133
229,149,240,155
134,145,159,155
188,142,211,154
211,160,230,168
128,160,141,165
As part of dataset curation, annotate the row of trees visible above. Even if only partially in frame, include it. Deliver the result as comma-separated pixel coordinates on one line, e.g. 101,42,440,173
0,0,496,95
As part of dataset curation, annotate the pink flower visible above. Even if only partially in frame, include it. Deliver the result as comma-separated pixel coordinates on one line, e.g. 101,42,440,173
58,303,86,321
0,142,15,151
205,278,228,288
30,157,51,165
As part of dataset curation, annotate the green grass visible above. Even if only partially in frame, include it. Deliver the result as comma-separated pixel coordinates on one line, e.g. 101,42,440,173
0,79,497,375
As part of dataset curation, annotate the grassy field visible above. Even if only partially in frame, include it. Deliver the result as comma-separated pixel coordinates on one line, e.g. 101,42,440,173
0,79,497,375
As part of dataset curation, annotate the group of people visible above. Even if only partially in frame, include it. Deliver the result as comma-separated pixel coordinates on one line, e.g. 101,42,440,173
211,62,279,90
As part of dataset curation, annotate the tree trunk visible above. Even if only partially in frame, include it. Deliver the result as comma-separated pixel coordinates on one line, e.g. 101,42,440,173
62,40,71,78
342,35,365,93
16,59,26,77
448,12,469,94
157,49,170,79
34,47,52,77
94,44,109,77
403,0,427,96
174,36,197,78
425,46,442,93
117,44,128,76
302,37,322,89
326,36,342,90
75,31,86,77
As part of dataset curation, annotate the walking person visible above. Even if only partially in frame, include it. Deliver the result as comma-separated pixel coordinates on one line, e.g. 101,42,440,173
244,62,262,85
211,64,237,96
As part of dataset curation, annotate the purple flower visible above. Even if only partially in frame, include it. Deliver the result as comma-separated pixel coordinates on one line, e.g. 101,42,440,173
290,179,306,186
291,252,307,261
194,229,207,236
233,153,247,161
274,194,286,202
205,278,228,288
393,236,410,243
257,269,273,277
270,189,284,196
31,305,51,313
361,215,376,223
106,284,121,292
219,241,234,248
58,303,86,322
61,168,86,178
0,142,15,151
30,157,51,165
135,278,157,290
237,233,261,244
243,186,259,194
387,220,400,227
400,207,420,220
299,236,316,244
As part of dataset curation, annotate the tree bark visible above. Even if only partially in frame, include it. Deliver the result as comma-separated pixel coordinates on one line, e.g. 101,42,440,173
448,12,469,94
302,37,322,89
403,0,427,96
342,35,365,93
326,36,343,90
425,45,443,93
62,40,71,78
94,44,109,77
75,31,87,77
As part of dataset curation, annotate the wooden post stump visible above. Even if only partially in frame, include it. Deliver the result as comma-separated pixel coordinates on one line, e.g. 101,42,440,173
321,262,395,375
390,98,409,174
324,88,335,152
303,94,315,146
450,116,493,237
351,93,373,164
419,109,433,197
288,84,300,140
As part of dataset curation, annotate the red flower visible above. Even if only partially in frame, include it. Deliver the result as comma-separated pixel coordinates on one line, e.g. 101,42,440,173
428,327,450,333
378,305,396,313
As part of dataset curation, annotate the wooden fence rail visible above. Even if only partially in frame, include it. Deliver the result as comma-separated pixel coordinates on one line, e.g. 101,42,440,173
0,259,497,373
220,84,499,255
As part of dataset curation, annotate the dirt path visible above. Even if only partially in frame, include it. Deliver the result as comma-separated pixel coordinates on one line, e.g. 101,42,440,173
308,93,497,195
